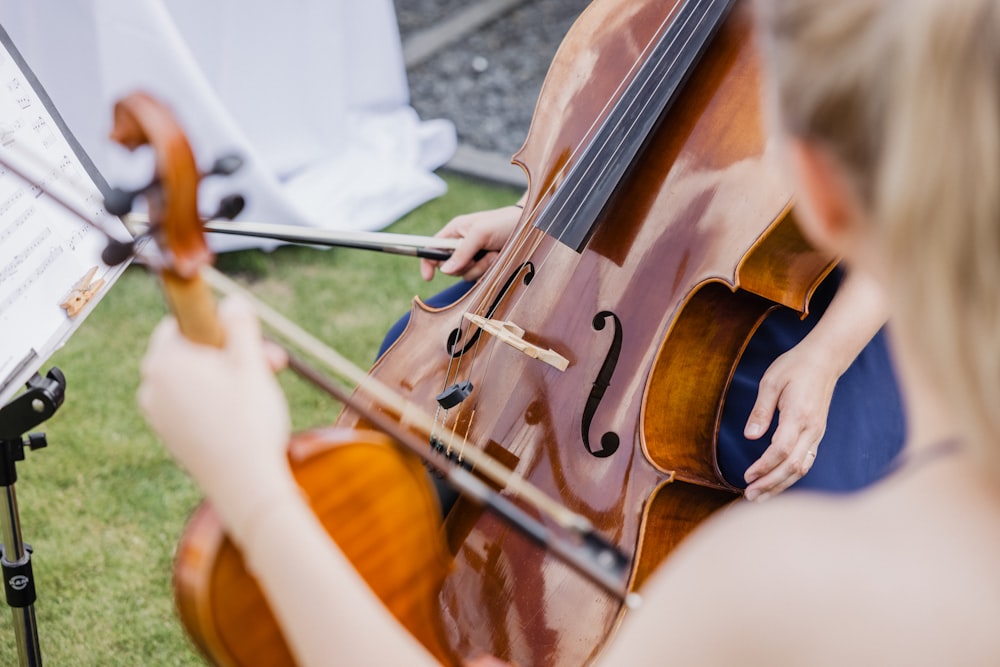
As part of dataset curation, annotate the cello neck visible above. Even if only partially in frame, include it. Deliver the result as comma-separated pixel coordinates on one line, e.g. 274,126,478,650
535,0,736,251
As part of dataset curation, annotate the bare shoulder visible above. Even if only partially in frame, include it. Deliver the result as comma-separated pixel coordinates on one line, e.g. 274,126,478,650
602,468,1000,666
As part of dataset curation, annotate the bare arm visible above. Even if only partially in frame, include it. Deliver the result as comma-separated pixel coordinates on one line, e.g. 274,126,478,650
742,268,889,500
139,298,439,667
239,483,440,667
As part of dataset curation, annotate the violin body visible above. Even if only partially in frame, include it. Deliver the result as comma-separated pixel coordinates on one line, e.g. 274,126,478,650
173,428,455,666
337,0,834,665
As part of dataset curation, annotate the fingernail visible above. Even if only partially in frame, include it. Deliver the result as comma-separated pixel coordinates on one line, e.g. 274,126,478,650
744,489,758,502
440,260,455,273
745,423,763,438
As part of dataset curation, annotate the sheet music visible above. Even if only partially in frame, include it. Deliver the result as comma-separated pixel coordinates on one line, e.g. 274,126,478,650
0,27,133,404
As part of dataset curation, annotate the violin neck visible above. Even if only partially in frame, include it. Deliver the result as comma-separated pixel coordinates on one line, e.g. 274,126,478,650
161,271,225,348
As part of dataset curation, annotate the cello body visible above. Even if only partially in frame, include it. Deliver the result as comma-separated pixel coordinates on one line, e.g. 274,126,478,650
337,0,835,665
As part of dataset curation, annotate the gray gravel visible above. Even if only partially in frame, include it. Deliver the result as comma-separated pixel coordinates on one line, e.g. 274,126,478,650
395,0,590,158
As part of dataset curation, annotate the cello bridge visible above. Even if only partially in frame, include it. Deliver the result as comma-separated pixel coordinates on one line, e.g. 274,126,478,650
463,313,569,371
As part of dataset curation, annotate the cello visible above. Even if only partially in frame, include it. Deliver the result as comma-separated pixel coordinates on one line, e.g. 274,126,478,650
335,0,835,664
109,93,633,666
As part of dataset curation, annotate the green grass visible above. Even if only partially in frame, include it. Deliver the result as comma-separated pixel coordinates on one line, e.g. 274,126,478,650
0,173,518,665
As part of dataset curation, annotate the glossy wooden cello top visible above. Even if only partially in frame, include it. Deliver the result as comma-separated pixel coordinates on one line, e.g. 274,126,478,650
338,0,835,664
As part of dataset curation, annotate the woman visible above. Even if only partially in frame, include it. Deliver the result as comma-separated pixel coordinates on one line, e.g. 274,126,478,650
139,0,1000,663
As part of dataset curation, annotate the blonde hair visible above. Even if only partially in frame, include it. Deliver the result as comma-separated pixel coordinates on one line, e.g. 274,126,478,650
758,0,1000,460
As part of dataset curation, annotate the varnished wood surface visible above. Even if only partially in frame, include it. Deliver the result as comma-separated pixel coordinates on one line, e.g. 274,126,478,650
338,0,835,665
173,428,457,666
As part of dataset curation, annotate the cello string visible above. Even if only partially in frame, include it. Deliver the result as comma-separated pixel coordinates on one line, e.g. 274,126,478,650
199,264,595,534
527,0,714,254
482,0,703,287
440,0,715,439
479,0,695,285
457,0,708,344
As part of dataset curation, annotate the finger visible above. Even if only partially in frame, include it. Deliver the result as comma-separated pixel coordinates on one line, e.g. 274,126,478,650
146,315,181,350
744,426,821,500
439,234,486,276
262,340,289,372
218,295,265,362
135,380,154,419
744,447,817,502
419,258,439,281
744,380,780,440
140,316,181,376
743,414,799,483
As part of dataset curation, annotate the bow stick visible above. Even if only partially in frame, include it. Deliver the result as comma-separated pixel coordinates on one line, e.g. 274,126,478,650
200,264,638,604
0,142,636,604
126,213,469,261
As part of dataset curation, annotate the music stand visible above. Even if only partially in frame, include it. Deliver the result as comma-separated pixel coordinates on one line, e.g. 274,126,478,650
0,367,66,666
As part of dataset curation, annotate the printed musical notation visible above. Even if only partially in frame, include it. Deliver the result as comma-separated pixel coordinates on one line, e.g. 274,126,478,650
6,76,30,111
0,31,133,403
0,243,63,313
0,227,51,284
31,115,57,148
0,118,22,147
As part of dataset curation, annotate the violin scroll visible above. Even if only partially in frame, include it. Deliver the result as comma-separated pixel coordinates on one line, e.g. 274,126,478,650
110,92,209,279
109,92,226,346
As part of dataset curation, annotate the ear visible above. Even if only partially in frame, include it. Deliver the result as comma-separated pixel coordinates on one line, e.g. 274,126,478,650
787,138,864,256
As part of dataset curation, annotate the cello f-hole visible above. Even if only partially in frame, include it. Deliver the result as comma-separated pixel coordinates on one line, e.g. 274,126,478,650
581,310,623,459
446,261,537,358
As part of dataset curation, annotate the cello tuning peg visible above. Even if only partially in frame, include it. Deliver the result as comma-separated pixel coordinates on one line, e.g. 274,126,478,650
205,153,243,177
207,194,246,220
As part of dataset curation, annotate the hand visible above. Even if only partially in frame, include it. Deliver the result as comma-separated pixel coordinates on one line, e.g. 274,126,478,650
138,295,296,542
420,204,521,281
741,341,838,502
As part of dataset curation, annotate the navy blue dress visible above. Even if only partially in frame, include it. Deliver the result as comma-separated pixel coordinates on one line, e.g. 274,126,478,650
379,271,905,493
716,270,905,492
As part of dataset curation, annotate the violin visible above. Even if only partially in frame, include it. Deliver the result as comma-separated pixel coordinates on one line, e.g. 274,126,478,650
106,91,457,666
335,0,835,665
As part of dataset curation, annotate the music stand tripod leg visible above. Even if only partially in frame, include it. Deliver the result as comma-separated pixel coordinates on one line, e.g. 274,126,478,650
0,479,41,666
0,368,67,667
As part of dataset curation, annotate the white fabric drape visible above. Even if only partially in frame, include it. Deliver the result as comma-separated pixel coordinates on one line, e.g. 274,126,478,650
1,0,455,251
